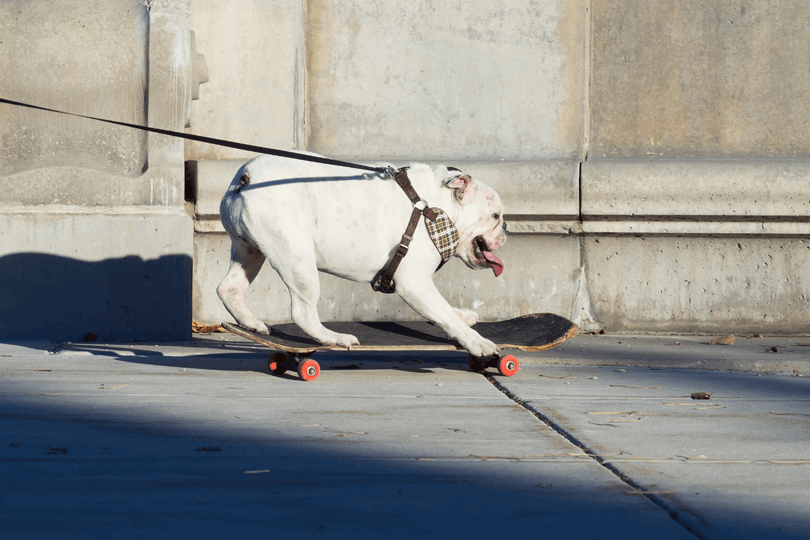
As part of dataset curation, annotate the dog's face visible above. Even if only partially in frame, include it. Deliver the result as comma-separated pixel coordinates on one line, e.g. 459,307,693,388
445,173,507,276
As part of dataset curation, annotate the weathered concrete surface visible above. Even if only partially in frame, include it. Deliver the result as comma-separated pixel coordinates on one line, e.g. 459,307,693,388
0,1,202,340
518,333,810,374
582,236,810,335
185,0,304,160
306,0,588,160
0,0,149,178
2,335,808,538
0,341,697,539
582,160,810,220
5,0,809,340
499,364,810,539
0,211,192,341
590,1,810,160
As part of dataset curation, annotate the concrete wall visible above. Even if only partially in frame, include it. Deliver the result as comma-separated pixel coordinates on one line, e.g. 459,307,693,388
582,1,810,333
0,0,204,341
187,0,810,334
6,0,804,338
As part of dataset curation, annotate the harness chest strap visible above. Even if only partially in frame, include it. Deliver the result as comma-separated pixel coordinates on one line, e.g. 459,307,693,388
372,168,438,294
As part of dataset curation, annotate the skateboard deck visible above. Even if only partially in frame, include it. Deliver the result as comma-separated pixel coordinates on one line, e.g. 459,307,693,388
222,313,577,381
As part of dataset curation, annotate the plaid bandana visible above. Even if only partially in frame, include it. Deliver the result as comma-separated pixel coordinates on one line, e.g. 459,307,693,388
425,207,459,260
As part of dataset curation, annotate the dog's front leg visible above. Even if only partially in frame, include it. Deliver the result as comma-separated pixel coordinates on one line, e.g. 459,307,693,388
394,269,497,357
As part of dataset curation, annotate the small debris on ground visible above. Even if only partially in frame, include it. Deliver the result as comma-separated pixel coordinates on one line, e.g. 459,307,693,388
691,392,712,400
192,321,228,333
47,447,68,455
539,374,577,379
666,342,680,346
323,428,366,435
99,383,134,390
195,446,221,452
583,329,606,335
764,346,781,353
589,421,620,428
709,334,735,346
747,334,764,339
10,442,21,447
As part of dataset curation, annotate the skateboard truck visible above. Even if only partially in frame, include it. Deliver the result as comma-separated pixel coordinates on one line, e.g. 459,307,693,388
467,354,520,377
268,352,321,382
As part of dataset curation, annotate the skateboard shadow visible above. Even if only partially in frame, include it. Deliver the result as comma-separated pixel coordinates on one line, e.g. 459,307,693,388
59,339,467,378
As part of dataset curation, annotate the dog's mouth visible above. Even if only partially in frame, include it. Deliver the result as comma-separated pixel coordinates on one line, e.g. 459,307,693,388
474,236,504,277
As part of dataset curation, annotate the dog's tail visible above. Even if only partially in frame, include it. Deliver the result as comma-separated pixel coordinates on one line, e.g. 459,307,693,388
222,163,251,198
235,171,249,193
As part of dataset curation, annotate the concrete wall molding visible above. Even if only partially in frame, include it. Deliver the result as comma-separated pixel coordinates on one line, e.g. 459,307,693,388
581,160,810,237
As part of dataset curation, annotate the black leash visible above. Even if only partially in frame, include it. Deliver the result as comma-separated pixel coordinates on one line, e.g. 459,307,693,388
1,96,444,294
0,97,387,174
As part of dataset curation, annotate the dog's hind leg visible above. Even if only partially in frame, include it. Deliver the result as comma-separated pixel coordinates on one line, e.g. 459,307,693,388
275,260,360,349
252,231,359,349
217,242,269,334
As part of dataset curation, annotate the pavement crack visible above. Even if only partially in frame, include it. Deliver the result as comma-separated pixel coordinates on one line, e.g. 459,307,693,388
484,374,707,540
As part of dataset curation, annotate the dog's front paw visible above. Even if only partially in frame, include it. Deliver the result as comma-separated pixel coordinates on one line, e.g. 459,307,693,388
462,335,498,358
320,331,360,350
454,308,480,327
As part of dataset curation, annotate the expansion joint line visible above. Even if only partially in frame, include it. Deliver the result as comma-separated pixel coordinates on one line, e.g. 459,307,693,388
484,374,707,540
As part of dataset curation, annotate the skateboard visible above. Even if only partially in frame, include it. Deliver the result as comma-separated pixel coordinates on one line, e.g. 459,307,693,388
221,313,577,382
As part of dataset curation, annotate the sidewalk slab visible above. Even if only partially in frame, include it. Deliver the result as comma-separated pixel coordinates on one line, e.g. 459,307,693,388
0,350,693,539
517,334,810,374
498,364,810,539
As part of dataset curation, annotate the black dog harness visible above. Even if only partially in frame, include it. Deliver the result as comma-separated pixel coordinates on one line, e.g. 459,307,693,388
372,168,444,294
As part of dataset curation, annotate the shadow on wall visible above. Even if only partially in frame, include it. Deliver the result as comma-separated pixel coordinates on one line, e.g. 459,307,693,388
0,253,192,342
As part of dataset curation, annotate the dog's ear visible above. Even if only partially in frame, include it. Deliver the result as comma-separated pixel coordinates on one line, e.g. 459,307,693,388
445,173,476,204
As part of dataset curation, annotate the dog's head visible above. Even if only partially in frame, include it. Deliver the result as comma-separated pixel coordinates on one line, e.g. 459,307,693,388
442,169,507,276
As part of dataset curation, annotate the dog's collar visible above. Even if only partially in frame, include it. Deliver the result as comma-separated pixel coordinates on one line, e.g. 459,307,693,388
425,207,459,261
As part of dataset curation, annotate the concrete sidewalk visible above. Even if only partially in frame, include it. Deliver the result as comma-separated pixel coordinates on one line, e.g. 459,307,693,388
1,334,808,539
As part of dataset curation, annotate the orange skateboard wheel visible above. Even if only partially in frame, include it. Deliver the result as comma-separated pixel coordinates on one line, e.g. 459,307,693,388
298,359,320,382
497,355,519,377
268,352,288,375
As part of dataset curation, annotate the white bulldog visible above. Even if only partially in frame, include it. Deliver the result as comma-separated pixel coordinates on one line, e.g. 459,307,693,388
217,154,507,357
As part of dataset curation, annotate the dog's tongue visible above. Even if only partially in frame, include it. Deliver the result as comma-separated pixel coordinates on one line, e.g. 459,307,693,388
483,251,504,277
